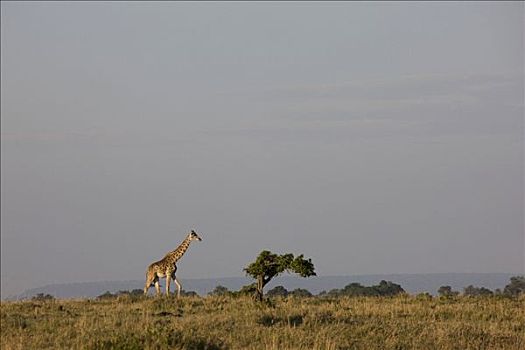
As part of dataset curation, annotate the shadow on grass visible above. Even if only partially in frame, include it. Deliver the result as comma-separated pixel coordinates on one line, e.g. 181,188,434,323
92,329,228,350
257,313,304,327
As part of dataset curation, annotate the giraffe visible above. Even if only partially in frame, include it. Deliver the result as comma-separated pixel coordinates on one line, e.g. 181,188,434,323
144,229,202,297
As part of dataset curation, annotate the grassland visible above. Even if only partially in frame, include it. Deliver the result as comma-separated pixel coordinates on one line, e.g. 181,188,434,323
1,294,524,350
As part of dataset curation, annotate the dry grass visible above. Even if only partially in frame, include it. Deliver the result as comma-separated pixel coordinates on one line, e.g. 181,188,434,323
1,294,524,349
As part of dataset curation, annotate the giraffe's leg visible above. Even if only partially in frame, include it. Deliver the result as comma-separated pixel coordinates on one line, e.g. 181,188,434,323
155,281,161,296
166,274,171,296
144,271,154,295
174,277,182,299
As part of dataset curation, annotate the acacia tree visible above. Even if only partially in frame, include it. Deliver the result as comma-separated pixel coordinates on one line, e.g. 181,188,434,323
244,250,316,301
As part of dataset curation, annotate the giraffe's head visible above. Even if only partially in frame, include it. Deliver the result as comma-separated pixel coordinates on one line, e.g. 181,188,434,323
189,229,202,241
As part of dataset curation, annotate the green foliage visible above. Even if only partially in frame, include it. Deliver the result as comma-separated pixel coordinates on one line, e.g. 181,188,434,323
341,282,375,296
290,288,313,298
244,250,315,301
237,283,257,296
244,251,315,281
266,285,289,297
245,251,287,279
438,286,459,297
503,276,525,296
327,280,405,297
290,254,316,278
264,287,314,299
463,285,493,296
374,280,405,296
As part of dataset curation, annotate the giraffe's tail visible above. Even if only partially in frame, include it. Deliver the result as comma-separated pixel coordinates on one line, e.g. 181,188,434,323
144,268,154,295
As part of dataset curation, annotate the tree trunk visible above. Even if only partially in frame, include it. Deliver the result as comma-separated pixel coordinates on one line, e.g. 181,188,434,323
253,275,273,302
254,275,264,301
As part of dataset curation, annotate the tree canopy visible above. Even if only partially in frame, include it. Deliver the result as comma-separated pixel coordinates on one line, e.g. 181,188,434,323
244,250,316,301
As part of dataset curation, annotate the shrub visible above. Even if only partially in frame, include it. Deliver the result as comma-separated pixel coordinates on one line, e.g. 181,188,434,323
416,292,433,301
97,291,117,300
31,293,55,301
180,290,198,297
503,276,525,296
464,285,493,296
438,286,459,297
208,285,231,297
266,286,289,297
289,288,312,298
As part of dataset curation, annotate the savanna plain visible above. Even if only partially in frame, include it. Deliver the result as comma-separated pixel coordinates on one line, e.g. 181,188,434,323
1,294,524,350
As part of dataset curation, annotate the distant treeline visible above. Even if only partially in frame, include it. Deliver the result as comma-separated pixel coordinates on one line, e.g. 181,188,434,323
204,280,406,298
319,280,405,297
206,275,524,299
31,275,523,301
436,276,525,297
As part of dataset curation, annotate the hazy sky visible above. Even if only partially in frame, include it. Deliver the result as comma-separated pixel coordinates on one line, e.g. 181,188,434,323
1,2,523,297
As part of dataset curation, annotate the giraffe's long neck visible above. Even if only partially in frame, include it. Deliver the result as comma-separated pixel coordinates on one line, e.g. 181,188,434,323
165,235,193,264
